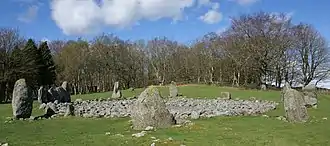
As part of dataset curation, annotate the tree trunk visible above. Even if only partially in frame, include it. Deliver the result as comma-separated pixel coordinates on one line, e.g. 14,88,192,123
0,82,6,103
237,71,240,87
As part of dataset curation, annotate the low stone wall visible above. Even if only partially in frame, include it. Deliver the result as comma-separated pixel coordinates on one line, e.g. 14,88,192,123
55,97,278,120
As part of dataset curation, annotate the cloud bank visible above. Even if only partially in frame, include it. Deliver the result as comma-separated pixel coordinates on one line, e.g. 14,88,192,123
50,0,257,35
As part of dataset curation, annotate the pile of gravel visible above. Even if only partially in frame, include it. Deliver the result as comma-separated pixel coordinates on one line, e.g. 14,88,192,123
55,97,278,119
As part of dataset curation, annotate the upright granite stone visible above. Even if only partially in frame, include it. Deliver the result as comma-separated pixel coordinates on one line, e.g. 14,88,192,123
61,81,71,102
48,86,60,102
12,79,33,119
302,84,318,108
38,86,48,103
282,83,309,123
111,81,122,99
169,81,178,98
131,86,175,130
64,103,75,117
220,92,231,100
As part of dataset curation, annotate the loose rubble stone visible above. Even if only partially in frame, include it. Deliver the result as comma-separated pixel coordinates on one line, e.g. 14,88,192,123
169,81,178,98
12,79,33,119
115,134,124,137
190,111,200,119
132,131,147,137
275,116,287,121
282,83,309,123
131,86,175,130
145,126,154,131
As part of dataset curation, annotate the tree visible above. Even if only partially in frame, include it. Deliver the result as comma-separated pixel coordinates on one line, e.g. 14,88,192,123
38,41,56,86
0,28,25,103
293,24,330,86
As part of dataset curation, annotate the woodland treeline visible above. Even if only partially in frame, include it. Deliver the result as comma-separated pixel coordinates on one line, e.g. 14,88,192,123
1,12,329,103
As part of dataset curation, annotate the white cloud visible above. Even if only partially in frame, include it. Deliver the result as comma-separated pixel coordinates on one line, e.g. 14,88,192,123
51,0,195,35
200,10,222,24
197,0,210,6
230,0,259,6
18,5,39,23
199,2,222,24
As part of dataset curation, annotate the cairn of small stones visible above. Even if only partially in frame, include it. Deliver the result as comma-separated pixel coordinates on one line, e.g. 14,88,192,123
54,93,278,120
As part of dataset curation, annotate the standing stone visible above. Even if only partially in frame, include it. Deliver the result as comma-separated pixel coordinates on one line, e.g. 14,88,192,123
55,87,66,103
220,92,231,100
111,81,122,99
131,86,175,130
12,79,33,119
169,81,178,98
261,84,267,91
64,103,75,117
48,86,59,102
282,83,309,123
38,86,48,103
302,84,318,108
61,81,71,102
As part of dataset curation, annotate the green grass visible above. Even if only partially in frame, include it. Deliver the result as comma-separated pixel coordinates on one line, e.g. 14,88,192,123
1,85,330,146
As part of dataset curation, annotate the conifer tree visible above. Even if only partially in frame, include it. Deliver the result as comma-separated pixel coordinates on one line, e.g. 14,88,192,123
38,41,56,86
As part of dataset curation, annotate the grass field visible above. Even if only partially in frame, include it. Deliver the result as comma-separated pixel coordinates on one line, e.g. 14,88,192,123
1,85,330,146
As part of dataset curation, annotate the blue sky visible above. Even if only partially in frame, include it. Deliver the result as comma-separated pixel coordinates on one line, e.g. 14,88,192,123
0,0,329,44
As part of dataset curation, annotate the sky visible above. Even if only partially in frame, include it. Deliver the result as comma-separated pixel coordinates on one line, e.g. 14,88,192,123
1,0,330,88
0,0,329,44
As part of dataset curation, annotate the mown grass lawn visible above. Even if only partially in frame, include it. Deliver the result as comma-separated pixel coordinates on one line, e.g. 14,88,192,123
1,85,330,146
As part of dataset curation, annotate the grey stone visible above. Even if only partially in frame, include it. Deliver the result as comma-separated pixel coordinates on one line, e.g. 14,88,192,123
282,83,309,123
302,84,318,108
220,92,231,99
61,81,71,102
169,81,178,98
261,84,267,90
132,131,147,137
39,103,47,110
145,126,154,131
38,86,48,103
131,86,175,130
64,103,74,117
190,111,200,119
48,86,59,102
12,79,33,119
111,82,122,99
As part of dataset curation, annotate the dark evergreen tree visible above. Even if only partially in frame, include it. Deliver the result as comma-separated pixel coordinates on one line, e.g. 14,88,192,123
38,41,56,86
19,39,41,88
